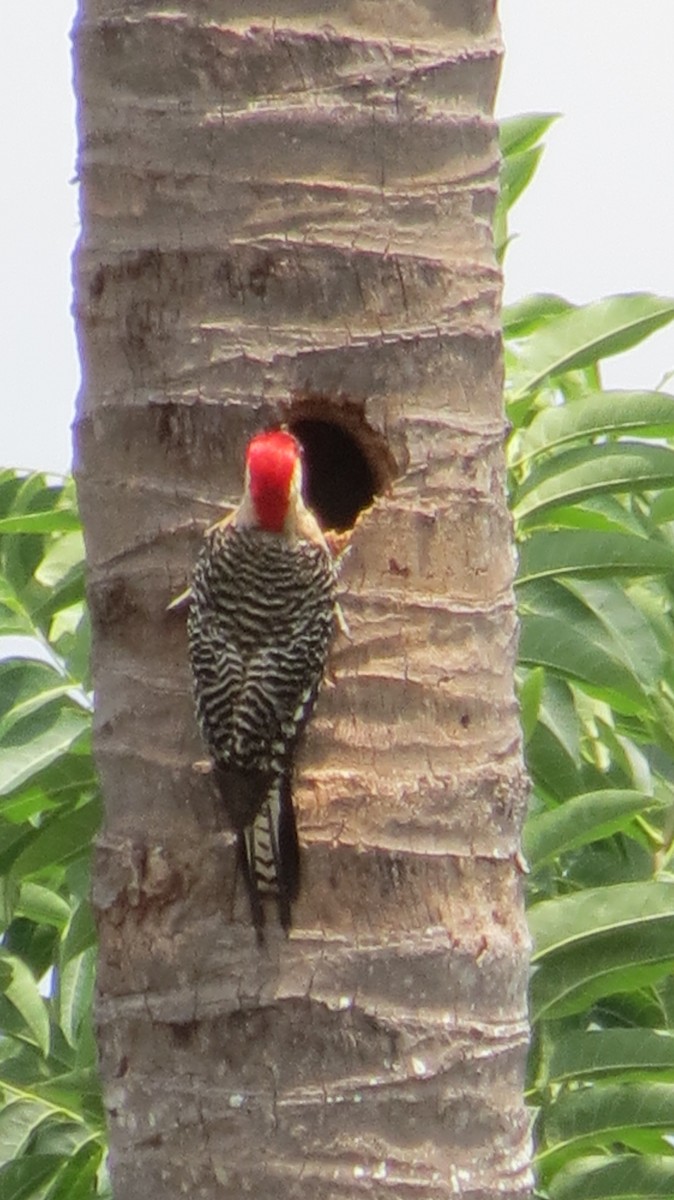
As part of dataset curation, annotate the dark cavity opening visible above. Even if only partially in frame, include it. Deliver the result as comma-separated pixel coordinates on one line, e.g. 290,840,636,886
290,418,377,532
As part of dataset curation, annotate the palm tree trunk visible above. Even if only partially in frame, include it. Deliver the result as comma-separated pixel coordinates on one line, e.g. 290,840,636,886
74,2,532,1196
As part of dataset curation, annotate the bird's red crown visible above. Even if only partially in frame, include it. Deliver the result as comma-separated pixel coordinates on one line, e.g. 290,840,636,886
245,430,302,532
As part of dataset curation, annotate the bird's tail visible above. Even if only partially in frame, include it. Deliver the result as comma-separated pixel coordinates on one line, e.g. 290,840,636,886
227,771,299,939
214,764,300,938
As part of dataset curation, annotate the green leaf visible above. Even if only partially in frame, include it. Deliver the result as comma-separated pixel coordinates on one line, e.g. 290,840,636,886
500,112,559,159
537,676,582,765
650,489,674,525
49,606,90,691
519,500,646,535
546,1030,674,1086
513,443,674,522
32,1119,96,1162
60,903,96,966
561,577,665,690
11,799,101,879
0,660,76,740
524,790,658,869
500,146,544,215
509,294,674,399
58,947,96,1049
496,114,558,260
593,989,668,1032
34,534,85,591
0,513,81,535
0,1156,63,1200
529,882,674,1021
0,827,40,882
513,390,674,466
516,531,674,584
549,1155,674,1200
525,676,585,800
0,580,34,637
519,574,661,687
526,725,586,802
1,748,97,827
540,1083,674,1175
15,884,71,932
45,1140,103,1200
531,882,674,959
0,1098,54,1164
0,951,50,1056
504,294,574,339
518,612,648,714
0,477,63,602
0,709,90,797
517,667,545,743
2,1068,105,1131
2,922,60,987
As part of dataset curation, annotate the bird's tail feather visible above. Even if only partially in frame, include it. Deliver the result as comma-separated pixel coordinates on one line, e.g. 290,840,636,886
239,774,300,937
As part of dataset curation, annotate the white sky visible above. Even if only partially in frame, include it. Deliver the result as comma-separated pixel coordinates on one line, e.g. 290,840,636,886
1,0,673,474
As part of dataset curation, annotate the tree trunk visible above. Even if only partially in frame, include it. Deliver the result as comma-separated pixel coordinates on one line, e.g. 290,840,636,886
74,2,532,1197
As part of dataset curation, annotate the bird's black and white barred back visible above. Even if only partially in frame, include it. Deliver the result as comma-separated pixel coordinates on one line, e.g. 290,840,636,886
188,516,337,936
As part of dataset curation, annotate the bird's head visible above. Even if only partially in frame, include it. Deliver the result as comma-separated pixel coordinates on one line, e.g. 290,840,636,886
243,429,304,533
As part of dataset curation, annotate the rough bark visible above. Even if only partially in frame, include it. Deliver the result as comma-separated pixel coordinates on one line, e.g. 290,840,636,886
74,2,532,1197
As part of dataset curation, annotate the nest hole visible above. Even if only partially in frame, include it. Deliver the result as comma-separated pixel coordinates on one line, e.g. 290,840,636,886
290,417,384,532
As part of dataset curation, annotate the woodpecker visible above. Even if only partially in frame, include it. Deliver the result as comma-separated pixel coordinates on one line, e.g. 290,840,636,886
187,430,337,938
